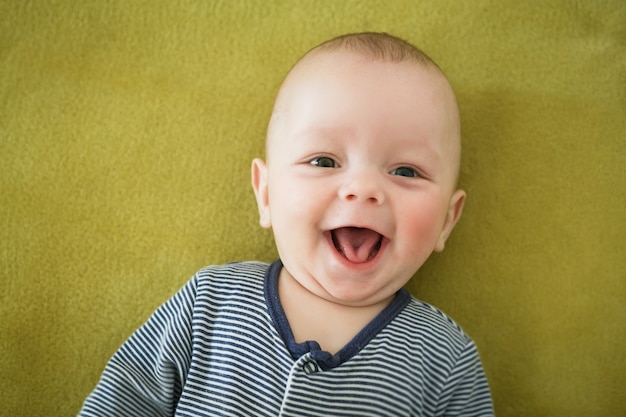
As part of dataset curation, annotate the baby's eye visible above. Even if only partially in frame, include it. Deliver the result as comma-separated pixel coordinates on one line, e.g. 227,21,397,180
390,166,419,178
310,156,338,168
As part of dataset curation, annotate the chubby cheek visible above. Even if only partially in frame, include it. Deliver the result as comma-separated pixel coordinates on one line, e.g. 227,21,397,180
397,199,446,260
268,191,330,279
268,177,325,247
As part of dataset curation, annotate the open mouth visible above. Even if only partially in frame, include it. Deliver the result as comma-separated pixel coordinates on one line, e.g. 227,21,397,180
330,227,384,264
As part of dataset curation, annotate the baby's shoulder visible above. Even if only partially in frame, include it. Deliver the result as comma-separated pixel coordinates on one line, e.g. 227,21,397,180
183,261,269,303
194,261,269,285
390,297,473,353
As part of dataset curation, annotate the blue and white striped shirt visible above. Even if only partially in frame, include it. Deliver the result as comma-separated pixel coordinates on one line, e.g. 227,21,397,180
79,260,493,416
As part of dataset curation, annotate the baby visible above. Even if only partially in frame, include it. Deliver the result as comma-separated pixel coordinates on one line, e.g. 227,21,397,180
79,32,494,416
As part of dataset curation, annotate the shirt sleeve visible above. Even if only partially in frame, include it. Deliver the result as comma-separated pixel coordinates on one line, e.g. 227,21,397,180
436,340,495,417
77,274,198,417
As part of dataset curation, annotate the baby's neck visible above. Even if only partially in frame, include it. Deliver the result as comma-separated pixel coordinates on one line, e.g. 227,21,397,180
278,268,392,355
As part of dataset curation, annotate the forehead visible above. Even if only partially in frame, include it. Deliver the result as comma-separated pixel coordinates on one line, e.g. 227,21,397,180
270,50,459,155
280,50,445,106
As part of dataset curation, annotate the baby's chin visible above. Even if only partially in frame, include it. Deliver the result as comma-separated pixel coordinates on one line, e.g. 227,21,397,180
307,266,402,309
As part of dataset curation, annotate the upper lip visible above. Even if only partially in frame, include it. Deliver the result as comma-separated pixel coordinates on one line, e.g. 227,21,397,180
326,222,388,237
325,224,390,243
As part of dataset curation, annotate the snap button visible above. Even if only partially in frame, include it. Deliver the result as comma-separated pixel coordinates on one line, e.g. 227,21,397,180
302,361,319,375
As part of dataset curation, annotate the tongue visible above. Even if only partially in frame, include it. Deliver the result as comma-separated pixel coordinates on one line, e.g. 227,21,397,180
332,227,382,263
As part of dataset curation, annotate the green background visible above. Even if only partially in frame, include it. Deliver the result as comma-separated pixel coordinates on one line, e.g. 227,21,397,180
1,1,624,415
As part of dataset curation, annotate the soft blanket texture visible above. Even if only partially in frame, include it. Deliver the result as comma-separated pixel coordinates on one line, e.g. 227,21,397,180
1,1,624,416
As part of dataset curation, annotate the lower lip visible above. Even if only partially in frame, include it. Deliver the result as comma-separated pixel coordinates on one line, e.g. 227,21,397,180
323,231,388,271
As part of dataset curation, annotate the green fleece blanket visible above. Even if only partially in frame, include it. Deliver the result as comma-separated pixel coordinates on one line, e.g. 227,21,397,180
1,1,624,415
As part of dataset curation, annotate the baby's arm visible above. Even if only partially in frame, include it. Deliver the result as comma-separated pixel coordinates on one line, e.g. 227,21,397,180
436,340,495,417
78,275,197,417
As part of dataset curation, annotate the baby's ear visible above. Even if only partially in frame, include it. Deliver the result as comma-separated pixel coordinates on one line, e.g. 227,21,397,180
435,189,466,252
251,158,272,228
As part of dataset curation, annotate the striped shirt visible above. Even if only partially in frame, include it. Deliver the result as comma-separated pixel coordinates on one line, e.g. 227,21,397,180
79,260,493,416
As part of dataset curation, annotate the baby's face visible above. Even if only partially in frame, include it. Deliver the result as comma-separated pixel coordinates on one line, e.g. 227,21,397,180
253,50,465,308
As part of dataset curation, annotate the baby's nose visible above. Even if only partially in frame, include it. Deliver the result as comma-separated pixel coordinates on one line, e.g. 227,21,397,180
339,173,385,205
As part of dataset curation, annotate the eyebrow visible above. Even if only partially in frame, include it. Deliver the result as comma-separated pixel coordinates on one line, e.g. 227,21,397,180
297,126,443,160
291,126,352,147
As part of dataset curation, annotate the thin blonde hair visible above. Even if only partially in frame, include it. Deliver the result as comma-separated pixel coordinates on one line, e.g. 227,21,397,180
307,32,441,69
